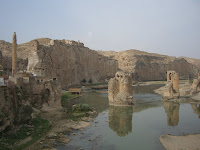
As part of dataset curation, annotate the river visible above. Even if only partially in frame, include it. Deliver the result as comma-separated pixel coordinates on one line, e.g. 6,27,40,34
55,84,200,150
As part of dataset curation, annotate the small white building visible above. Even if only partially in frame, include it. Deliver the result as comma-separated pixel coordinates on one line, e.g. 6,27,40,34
0,76,8,86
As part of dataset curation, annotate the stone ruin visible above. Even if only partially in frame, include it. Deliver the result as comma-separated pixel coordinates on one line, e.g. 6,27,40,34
108,71,134,105
163,71,180,99
190,73,200,95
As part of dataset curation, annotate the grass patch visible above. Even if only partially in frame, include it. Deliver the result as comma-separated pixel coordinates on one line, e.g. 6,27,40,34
67,113,85,121
0,116,51,150
61,91,79,106
86,82,107,87
72,104,91,113
66,104,92,121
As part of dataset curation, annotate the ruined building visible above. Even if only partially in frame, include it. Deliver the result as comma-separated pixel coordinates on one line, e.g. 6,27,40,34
0,33,62,133
163,71,180,99
108,71,134,105
9,33,62,108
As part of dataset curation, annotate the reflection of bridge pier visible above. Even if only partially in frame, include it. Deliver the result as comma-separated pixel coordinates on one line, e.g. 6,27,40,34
163,101,180,126
109,105,133,136
191,104,200,118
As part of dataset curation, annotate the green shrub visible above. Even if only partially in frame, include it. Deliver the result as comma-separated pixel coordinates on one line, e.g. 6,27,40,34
72,104,91,112
61,92,69,102
61,92,78,103
81,79,87,83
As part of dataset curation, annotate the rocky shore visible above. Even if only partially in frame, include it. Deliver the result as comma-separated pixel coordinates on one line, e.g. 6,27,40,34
27,105,94,150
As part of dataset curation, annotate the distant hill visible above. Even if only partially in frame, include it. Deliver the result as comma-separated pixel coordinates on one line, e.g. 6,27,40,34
98,49,199,81
1,37,199,84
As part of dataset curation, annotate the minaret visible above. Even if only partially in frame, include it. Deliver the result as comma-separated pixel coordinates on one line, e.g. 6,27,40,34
12,32,17,77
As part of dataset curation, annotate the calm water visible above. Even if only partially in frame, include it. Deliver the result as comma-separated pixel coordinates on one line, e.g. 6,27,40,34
56,85,200,150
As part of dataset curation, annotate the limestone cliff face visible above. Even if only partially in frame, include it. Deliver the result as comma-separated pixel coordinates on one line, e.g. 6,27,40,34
98,50,199,81
180,57,200,69
0,39,118,88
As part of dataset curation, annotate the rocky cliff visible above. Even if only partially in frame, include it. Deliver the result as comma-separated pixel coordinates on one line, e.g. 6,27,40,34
0,39,118,88
0,85,33,132
98,50,199,81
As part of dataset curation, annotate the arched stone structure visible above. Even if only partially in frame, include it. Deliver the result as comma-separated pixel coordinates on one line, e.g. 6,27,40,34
163,71,180,99
108,71,134,105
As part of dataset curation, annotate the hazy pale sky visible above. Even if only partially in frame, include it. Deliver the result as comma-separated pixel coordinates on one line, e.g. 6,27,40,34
0,0,199,58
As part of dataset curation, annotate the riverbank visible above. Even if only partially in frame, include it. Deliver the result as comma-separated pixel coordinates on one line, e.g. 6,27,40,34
0,90,95,150
27,106,92,150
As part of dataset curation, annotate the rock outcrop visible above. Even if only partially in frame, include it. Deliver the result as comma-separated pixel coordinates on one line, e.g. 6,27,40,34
98,50,199,81
0,76,61,133
0,39,118,88
108,71,134,105
0,85,33,132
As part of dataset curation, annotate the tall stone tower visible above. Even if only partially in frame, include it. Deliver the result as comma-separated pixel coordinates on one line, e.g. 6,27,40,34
12,32,17,77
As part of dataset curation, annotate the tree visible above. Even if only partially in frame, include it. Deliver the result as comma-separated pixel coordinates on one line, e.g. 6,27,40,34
81,79,86,83
88,78,93,84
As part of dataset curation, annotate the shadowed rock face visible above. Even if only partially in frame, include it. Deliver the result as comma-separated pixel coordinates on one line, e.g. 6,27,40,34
108,71,134,105
0,86,33,133
98,50,199,81
163,101,180,126
109,105,133,136
0,39,118,88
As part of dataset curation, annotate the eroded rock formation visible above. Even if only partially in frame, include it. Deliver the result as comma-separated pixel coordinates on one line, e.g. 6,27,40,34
0,85,33,132
108,71,134,105
0,38,118,88
98,50,199,81
163,71,180,99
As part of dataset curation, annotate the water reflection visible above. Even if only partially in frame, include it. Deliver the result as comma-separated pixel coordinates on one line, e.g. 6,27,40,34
163,101,180,126
191,104,200,118
109,105,133,137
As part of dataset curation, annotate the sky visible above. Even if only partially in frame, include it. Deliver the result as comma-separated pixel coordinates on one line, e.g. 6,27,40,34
0,0,200,58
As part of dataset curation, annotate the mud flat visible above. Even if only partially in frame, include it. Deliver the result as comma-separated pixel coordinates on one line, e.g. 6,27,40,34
160,134,200,150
